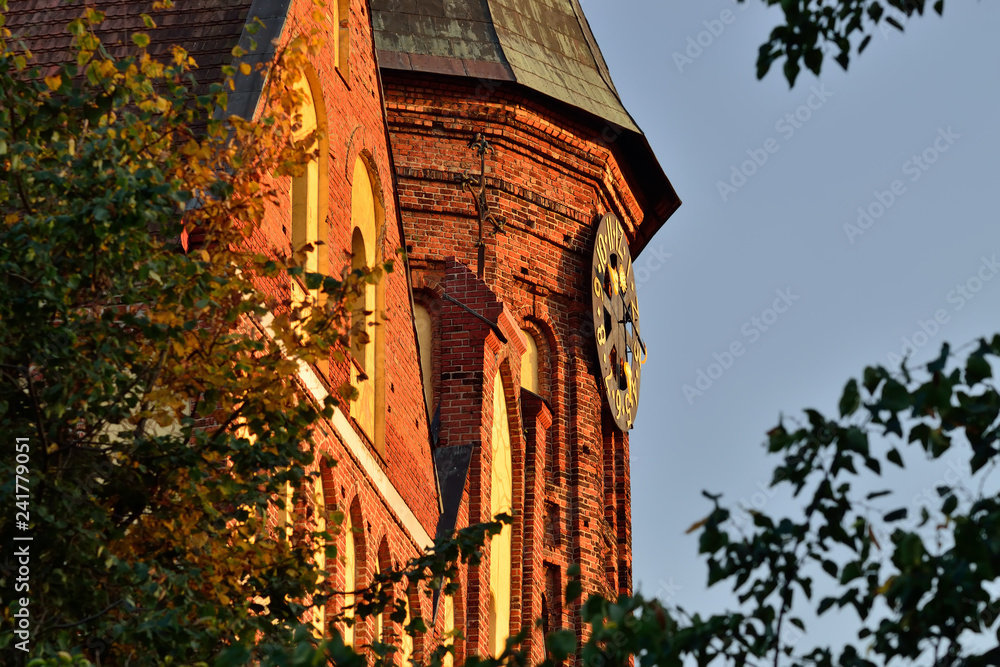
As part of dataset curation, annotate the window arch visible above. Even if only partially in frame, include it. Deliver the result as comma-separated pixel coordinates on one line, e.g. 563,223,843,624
519,328,539,394
289,69,329,375
350,155,385,453
311,474,327,637
442,591,455,667
488,371,513,657
336,0,350,79
487,592,498,658
376,536,391,645
343,497,366,648
290,70,328,278
401,585,421,666
414,302,434,414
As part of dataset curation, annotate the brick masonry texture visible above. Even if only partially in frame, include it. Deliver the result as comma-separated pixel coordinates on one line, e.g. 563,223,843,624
382,70,654,655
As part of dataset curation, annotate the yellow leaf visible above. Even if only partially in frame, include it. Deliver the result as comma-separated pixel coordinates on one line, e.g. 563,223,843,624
868,525,881,551
132,32,150,49
44,74,62,90
239,62,251,76
685,516,709,534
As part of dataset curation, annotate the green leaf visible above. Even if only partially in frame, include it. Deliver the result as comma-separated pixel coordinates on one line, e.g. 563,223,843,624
783,58,801,87
965,354,991,385
880,380,910,411
864,457,881,474
883,508,907,522
546,629,577,660
863,366,885,393
928,342,950,373
839,561,862,585
804,48,822,75
839,379,860,417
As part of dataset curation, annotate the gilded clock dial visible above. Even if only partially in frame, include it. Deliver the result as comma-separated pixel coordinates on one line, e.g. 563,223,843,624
591,213,646,431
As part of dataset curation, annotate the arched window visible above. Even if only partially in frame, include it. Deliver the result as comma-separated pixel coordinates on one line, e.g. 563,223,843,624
414,303,434,413
376,537,391,644
488,372,513,657
289,70,328,371
337,0,350,78
290,71,328,276
442,593,455,667
401,589,415,666
291,76,319,274
238,418,294,543
487,592,498,657
275,481,294,542
519,328,539,394
312,475,327,637
343,498,365,647
350,156,385,452
343,509,356,646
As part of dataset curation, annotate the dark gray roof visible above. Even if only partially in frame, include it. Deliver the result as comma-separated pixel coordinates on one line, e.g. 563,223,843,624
371,0,640,133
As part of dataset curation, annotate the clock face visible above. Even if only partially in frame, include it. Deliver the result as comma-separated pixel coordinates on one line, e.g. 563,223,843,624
591,213,646,431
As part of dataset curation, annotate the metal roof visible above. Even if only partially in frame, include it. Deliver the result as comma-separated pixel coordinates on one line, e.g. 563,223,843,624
371,0,640,133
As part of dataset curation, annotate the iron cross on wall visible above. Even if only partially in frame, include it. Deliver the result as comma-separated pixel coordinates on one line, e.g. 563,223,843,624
462,132,506,280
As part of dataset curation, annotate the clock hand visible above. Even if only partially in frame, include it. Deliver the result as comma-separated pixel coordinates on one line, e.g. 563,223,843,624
620,301,647,365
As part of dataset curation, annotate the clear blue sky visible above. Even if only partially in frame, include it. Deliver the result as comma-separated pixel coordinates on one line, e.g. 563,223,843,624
582,0,1000,648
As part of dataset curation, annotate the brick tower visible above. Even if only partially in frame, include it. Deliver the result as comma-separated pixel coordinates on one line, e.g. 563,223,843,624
371,0,680,659
10,0,680,661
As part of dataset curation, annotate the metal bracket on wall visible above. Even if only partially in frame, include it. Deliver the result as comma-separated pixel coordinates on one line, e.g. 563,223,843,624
461,132,506,279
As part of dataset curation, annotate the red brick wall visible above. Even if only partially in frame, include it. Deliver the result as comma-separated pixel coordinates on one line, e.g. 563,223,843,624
382,70,644,654
250,0,454,650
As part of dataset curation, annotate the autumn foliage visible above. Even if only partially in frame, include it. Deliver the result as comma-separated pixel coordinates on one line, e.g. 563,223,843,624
5,2,1000,667
0,3,392,663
